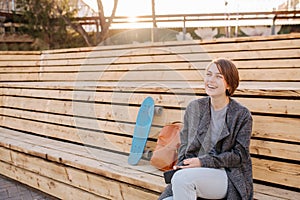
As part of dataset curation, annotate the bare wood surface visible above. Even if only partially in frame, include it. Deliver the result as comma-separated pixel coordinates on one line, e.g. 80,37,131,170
252,157,300,189
37,33,300,55
2,91,299,116
0,33,300,199
250,139,300,161
0,147,159,199
0,115,159,153
1,58,299,73
0,128,165,192
1,108,299,155
0,127,162,176
1,128,300,191
1,81,300,96
1,68,299,82
1,106,298,143
253,183,300,200
0,162,107,199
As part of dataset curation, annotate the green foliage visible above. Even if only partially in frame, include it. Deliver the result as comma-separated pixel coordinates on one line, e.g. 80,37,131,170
14,0,84,49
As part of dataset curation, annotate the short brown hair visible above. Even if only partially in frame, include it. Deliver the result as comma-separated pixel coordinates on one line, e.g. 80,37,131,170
212,58,239,96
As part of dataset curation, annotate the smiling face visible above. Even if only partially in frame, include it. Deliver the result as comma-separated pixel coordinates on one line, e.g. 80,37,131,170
204,63,228,99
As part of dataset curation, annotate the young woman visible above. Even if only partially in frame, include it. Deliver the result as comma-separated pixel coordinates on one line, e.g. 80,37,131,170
159,58,253,200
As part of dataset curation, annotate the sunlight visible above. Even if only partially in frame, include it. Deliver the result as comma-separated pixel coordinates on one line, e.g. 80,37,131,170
81,0,292,29
83,0,288,16
128,16,138,23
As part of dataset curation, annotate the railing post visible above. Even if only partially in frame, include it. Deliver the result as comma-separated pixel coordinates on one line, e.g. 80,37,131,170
271,14,277,35
183,16,186,40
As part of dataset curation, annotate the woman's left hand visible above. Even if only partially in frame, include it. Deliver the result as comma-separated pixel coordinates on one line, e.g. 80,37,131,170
175,158,201,169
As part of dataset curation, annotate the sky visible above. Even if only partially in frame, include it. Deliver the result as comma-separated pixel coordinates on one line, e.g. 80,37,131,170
83,0,288,17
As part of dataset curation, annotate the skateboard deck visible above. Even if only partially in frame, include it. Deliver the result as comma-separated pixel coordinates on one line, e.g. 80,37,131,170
128,96,155,165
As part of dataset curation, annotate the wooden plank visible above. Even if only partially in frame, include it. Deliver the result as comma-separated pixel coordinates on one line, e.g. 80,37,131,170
2,126,300,196
0,129,165,192
239,68,300,81
252,115,300,143
1,35,298,66
36,55,298,71
0,108,162,139
0,147,160,199
1,81,300,97
250,139,300,161
2,58,299,74
0,96,183,124
2,93,299,117
235,59,300,69
38,37,300,60
201,38,300,52
2,126,299,194
0,161,106,199
2,86,300,130
254,193,284,200
237,81,300,97
1,127,299,193
1,94,300,143
235,97,300,116
252,157,300,189
1,105,299,143
1,66,299,82
1,110,298,162
0,127,162,177
0,54,41,60
0,66,40,72
38,48,300,67
1,87,197,107
41,47,92,54
254,183,300,200
0,115,158,153
40,62,206,71
0,73,40,81
0,60,40,67
0,51,41,55
38,70,205,82
38,33,300,55
0,59,299,75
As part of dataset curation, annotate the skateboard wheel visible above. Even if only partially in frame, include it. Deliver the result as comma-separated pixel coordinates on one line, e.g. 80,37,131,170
143,150,153,160
154,106,163,115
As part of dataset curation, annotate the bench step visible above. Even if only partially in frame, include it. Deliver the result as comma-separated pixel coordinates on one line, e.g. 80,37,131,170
0,127,163,199
0,127,298,199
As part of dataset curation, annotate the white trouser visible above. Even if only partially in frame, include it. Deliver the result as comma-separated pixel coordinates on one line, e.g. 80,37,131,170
164,167,228,200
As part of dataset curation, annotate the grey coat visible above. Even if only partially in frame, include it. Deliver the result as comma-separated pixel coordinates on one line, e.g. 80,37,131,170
159,97,253,200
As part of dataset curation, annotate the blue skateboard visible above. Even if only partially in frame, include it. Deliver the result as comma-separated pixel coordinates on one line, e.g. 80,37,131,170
128,96,155,165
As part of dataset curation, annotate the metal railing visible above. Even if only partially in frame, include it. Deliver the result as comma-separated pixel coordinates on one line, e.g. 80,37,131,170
75,10,300,28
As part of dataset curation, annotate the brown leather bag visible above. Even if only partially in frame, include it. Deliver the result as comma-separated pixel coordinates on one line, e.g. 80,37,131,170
150,122,183,171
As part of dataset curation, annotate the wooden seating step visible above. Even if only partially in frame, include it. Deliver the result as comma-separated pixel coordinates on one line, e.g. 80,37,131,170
0,128,299,200
0,34,299,199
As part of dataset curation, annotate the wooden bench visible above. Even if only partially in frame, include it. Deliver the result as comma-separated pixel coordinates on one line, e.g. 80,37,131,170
0,33,299,199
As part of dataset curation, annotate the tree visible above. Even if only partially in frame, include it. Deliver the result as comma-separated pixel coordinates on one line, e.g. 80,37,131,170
58,0,118,46
151,0,157,42
96,0,118,44
16,0,119,48
56,0,94,47
15,0,79,49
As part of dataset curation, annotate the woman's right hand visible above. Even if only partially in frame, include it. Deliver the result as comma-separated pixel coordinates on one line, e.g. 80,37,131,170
174,157,201,169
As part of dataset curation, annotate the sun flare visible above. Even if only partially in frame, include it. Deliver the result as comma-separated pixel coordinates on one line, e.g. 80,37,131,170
128,16,138,23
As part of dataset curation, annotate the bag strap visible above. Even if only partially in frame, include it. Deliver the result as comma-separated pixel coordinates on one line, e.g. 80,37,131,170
170,121,183,125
